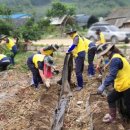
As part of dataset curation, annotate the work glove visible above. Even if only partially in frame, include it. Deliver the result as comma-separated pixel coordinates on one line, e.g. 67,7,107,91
66,51,71,54
53,70,60,75
96,64,100,71
97,83,106,94
44,79,50,88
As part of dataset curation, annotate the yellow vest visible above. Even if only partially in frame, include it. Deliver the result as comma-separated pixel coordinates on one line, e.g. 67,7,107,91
32,54,45,69
6,38,15,50
112,54,130,92
82,37,91,52
40,48,53,56
99,32,106,44
0,54,6,60
71,33,85,57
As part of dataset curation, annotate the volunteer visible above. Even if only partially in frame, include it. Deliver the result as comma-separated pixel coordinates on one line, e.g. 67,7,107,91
97,43,130,123
0,54,10,71
27,54,55,89
66,28,86,91
0,35,18,65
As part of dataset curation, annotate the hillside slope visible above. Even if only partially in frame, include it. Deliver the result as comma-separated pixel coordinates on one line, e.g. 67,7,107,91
0,0,130,17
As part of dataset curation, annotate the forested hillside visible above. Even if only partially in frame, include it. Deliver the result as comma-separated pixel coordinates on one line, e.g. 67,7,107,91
0,0,130,17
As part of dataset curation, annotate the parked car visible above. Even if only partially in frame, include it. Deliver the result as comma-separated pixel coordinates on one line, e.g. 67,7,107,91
87,24,130,44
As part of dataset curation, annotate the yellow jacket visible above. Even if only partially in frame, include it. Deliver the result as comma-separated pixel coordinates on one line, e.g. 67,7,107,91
97,32,106,44
113,54,130,92
33,54,45,69
0,54,6,60
82,37,91,52
6,38,15,50
71,33,85,57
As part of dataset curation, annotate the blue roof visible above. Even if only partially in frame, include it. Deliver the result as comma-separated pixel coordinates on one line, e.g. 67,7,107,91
0,13,32,19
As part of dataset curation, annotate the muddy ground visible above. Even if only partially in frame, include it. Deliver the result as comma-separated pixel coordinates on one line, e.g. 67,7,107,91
0,53,130,130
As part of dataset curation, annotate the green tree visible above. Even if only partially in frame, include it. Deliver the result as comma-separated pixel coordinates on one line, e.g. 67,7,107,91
46,1,75,17
0,5,13,15
0,19,13,35
11,17,50,41
0,5,14,35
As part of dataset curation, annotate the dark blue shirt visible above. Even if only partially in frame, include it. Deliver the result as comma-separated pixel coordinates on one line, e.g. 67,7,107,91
104,58,123,87
89,42,96,48
37,61,44,70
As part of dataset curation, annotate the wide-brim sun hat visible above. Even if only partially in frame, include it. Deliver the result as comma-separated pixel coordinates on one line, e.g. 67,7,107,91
0,34,7,40
97,43,115,58
44,56,55,67
52,44,59,51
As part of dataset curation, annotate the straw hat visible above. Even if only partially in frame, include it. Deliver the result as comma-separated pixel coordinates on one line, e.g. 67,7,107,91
52,44,59,51
66,28,77,34
44,56,55,67
97,43,114,57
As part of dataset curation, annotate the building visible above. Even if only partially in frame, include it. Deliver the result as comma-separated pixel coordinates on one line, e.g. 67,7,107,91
0,13,32,26
50,15,74,26
74,14,98,28
50,15,74,36
105,8,130,28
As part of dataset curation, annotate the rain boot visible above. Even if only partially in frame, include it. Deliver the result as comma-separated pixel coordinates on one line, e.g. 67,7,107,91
103,107,116,123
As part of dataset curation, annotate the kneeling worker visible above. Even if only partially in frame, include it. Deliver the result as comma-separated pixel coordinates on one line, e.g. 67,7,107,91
0,35,18,65
27,54,55,89
0,54,10,71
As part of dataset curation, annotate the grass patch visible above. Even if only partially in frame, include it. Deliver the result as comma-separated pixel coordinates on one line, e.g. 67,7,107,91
15,51,35,73
14,51,65,73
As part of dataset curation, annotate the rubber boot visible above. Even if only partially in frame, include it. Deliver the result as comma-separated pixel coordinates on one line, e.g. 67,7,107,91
110,108,116,121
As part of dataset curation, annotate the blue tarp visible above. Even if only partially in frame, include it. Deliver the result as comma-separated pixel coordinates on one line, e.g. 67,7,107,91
0,13,31,19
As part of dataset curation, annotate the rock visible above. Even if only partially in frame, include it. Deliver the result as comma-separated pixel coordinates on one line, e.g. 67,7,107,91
76,117,82,123
77,101,83,105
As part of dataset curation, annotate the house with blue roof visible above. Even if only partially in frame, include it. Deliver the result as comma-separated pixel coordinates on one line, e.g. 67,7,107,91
0,13,32,26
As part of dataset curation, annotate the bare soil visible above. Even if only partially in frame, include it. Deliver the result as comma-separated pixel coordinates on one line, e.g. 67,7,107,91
0,52,130,130
62,71,129,130
0,70,59,130
33,38,72,46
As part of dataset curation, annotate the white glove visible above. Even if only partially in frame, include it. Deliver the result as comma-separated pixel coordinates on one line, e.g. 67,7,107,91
97,83,106,94
44,79,50,88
